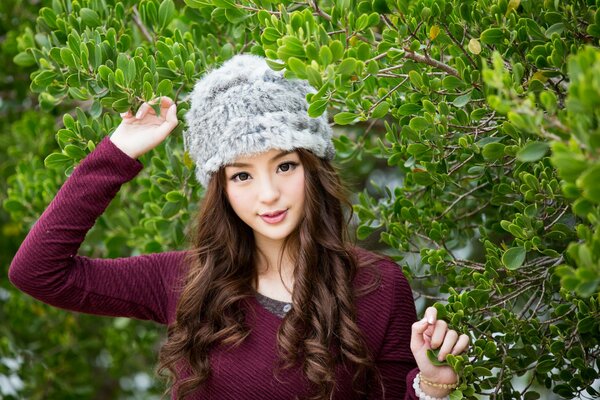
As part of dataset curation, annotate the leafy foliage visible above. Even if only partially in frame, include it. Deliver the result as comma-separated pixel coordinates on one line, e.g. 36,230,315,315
2,0,600,398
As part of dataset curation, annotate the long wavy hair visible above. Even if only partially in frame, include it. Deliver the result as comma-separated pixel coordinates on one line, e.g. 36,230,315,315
157,148,380,399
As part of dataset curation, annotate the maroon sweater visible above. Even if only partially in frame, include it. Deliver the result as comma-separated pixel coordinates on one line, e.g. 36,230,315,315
8,137,419,399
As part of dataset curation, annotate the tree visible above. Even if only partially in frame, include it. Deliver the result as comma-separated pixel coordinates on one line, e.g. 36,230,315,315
2,0,599,398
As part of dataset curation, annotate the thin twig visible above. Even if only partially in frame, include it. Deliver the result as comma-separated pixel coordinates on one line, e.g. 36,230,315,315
442,23,477,69
448,154,474,175
545,205,569,230
132,5,153,43
439,182,488,218
307,0,331,21
368,77,408,114
400,47,461,78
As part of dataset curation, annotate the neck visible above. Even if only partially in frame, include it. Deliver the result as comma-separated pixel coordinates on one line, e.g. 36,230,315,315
253,237,296,301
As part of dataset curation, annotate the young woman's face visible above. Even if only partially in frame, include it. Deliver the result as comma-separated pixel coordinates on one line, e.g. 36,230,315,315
224,148,306,248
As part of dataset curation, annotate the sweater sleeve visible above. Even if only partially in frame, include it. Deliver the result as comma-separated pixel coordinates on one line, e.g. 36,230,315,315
370,261,419,400
8,136,185,325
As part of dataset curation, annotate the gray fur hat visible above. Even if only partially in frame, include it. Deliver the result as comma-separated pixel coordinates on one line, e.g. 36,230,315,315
183,53,335,187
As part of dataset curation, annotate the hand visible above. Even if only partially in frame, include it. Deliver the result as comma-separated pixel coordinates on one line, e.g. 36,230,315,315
410,307,470,397
110,96,179,159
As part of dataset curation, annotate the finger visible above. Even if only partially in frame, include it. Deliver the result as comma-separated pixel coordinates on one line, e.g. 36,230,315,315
152,104,179,140
165,103,178,126
451,334,470,355
159,96,174,108
425,306,437,324
437,329,458,361
410,317,429,351
135,102,152,119
429,319,448,349
120,110,133,119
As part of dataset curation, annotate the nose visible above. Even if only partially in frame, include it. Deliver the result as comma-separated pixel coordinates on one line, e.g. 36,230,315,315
257,175,280,204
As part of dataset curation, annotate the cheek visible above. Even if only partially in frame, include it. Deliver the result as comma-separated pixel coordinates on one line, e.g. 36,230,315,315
291,171,306,204
225,187,247,213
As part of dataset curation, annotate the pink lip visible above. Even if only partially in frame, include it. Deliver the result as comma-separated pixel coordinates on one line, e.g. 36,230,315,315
260,210,287,224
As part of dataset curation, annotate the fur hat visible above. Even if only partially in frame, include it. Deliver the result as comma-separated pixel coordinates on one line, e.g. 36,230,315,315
183,53,335,187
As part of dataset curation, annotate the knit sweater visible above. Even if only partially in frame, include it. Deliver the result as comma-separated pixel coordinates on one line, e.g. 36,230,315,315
8,137,419,399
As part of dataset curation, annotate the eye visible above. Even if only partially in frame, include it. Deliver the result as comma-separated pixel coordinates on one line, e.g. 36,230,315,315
231,172,251,182
278,162,298,173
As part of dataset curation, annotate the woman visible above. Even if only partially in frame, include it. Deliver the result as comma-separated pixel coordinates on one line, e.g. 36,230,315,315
9,54,469,399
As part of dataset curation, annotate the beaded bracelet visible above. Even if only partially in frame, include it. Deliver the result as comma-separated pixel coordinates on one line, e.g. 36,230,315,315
412,374,450,400
419,373,459,390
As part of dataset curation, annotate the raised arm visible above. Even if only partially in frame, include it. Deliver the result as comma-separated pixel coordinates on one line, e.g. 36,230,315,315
8,97,182,325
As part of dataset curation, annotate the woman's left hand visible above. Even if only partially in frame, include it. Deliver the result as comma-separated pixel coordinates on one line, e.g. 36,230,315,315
410,306,470,397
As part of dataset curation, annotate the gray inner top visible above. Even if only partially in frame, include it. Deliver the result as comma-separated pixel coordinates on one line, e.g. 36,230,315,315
254,291,292,318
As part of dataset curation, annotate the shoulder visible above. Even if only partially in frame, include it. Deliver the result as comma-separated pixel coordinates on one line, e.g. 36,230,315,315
351,246,411,298
351,247,417,359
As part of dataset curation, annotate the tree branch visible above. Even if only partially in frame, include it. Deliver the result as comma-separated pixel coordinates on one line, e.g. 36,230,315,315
132,5,153,43
399,47,461,78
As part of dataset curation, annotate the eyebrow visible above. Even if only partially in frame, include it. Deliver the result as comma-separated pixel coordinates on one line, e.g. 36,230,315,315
227,150,294,168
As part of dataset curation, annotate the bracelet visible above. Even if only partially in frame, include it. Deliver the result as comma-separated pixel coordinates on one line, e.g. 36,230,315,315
419,372,458,390
412,373,450,400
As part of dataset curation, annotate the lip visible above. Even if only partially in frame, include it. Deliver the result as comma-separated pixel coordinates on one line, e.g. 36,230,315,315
259,209,287,224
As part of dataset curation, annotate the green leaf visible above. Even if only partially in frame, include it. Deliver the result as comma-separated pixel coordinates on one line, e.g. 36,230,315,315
587,24,600,38
13,51,36,67
397,103,422,115
407,143,428,156
334,112,357,125
577,164,600,203
452,91,472,107
502,247,526,270
68,87,89,101
482,142,505,160
318,45,333,65
60,48,78,68
4,199,27,213
371,101,390,119
44,152,71,169
517,141,549,162
356,224,379,240
480,28,504,44
157,79,173,96
409,70,423,88
161,202,180,218
442,76,464,90
80,8,101,28
426,349,447,366
112,97,131,113
213,0,235,8
308,99,328,118
329,40,344,61
305,65,322,88
158,0,175,29
545,23,564,38
409,116,429,131
524,391,541,400
472,366,493,376
184,60,195,81
165,190,185,203
90,101,102,119
449,391,464,400
98,65,112,81
261,27,280,43
287,57,306,77
63,144,87,160
337,57,356,76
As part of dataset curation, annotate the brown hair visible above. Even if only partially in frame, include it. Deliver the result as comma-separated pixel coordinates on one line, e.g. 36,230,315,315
156,149,379,399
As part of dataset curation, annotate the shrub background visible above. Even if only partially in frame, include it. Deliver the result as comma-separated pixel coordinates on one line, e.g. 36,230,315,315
1,0,599,399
